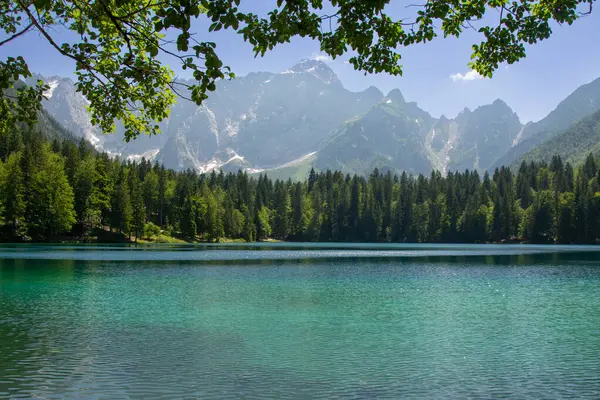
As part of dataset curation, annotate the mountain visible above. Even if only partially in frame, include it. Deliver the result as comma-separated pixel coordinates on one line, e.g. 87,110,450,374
31,62,525,177
30,60,600,179
33,60,384,172
314,94,523,176
517,109,600,166
315,90,436,175
446,100,523,172
30,75,167,157
493,77,600,169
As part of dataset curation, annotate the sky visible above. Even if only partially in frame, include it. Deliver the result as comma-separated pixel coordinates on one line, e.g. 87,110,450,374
2,1,600,123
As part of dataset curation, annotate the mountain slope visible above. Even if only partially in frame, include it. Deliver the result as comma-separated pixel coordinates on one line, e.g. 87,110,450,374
517,109,600,165
493,77,600,169
315,91,436,175
33,60,384,172
29,61,600,179
447,100,522,172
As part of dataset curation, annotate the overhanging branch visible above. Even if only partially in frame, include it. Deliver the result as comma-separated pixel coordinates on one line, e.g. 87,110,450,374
0,22,34,47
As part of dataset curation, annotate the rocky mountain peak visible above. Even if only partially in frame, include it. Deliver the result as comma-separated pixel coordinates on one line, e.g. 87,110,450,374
490,98,514,112
358,85,384,103
284,59,342,86
385,89,405,104
29,59,600,180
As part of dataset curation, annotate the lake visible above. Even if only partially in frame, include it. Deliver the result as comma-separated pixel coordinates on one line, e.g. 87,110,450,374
1,243,600,399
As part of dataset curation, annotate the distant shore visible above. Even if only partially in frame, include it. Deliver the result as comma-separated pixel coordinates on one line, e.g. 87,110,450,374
2,233,596,246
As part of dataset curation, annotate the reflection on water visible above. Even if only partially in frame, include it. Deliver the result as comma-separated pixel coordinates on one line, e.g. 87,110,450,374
1,244,600,399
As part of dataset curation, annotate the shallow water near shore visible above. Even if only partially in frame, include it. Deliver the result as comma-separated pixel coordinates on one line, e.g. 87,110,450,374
1,243,600,399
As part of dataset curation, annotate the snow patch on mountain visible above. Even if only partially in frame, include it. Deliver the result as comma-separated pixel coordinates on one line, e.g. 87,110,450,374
225,118,240,137
86,132,101,147
289,59,342,86
198,159,220,173
221,149,246,167
270,151,317,170
202,105,220,146
127,149,160,162
43,80,59,99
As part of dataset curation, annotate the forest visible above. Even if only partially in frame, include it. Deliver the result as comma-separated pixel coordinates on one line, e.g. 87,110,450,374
0,124,599,244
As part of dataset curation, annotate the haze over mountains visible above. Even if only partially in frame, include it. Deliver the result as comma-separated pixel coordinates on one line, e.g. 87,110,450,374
32,59,600,178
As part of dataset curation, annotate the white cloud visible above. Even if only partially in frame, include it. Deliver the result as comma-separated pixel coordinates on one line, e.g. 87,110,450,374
311,53,332,63
450,70,484,82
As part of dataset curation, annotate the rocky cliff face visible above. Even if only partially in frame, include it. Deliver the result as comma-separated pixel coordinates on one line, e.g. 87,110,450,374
34,60,600,179
34,60,383,172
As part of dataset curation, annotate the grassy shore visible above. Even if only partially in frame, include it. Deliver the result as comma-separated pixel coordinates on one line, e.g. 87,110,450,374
3,228,285,244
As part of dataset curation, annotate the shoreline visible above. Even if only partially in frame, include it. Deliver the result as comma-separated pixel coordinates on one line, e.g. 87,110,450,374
0,236,596,246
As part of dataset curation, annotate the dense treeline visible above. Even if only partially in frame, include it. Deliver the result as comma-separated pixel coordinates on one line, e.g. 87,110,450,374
0,127,599,243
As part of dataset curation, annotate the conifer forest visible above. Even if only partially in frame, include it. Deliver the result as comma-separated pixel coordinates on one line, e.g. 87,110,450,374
1,124,599,244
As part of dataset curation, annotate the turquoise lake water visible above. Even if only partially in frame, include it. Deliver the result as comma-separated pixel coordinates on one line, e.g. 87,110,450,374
1,243,600,399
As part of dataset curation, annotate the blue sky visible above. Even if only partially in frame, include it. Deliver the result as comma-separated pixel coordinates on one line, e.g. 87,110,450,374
2,2,599,123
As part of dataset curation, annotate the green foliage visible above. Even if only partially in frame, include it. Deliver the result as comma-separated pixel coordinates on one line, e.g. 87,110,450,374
142,169,159,221
28,149,76,238
143,222,161,239
112,169,133,236
0,152,26,238
131,172,146,242
1,121,599,244
522,190,555,243
257,206,272,240
556,192,576,243
1,0,229,140
2,0,594,139
229,208,245,238
519,109,600,166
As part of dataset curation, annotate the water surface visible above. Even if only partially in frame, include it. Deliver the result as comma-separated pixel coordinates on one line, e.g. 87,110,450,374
1,244,600,399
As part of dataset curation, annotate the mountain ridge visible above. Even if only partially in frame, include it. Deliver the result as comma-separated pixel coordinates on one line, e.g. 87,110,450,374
491,76,600,170
28,60,600,179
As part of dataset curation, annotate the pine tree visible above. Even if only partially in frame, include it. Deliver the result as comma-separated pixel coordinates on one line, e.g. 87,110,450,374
73,157,97,226
94,153,113,227
0,152,27,238
111,169,133,237
348,176,362,241
131,172,146,243
206,193,223,241
61,140,80,184
179,195,197,240
28,152,77,239
308,168,317,192
0,127,23,161
523,190,555,243
556,192,576,243
583,153,597,181
242,205,256,242
273,181,291,240
142,169,159,223
256,206,271,240
230,209,245,238
290,182,304,238
158,166,167,227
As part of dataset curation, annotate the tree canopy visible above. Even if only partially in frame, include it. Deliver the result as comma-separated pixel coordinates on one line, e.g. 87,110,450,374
1,0,595,139
2,123,600,243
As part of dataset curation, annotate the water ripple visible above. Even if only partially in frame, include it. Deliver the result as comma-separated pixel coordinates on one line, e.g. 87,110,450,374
1,245,600,398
